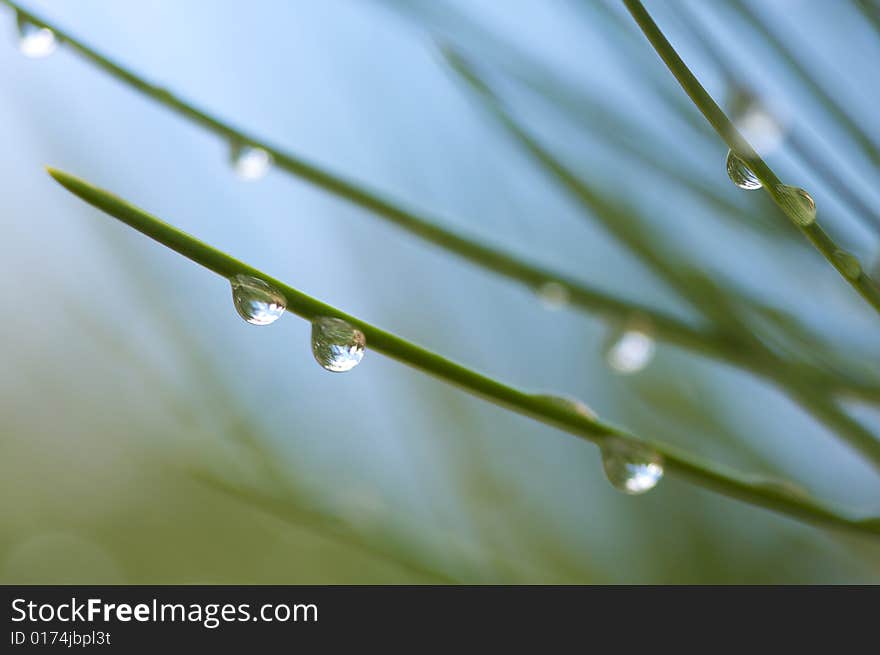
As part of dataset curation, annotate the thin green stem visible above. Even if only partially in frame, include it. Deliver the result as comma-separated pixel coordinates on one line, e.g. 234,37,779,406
622,0,880,317
47,166,880,538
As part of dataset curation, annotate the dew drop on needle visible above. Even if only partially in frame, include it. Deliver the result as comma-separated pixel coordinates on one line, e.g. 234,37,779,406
725,150,762,190
311,317,366,372
536,281,570,310
605,324,655,374
775,185,816,226
16,13,57,58
600,439,663,495
230,143,272,180
729,88,786,154
230,274,286,326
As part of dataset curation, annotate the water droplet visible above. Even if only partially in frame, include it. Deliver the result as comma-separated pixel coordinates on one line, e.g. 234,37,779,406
230,143,272,180
605,324,655,374
16,13,57,58
535,394,597,420
776,185,816,226
729,89,786,154
311,317,366,372
536,281,570,310
600,439,663,495
832,250,861,280
230,274,286,325
725,150,762,190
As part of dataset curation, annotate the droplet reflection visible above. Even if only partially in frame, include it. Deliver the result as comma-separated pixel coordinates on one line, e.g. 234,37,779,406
311,317,366,372
230,274,286,325
536,281,570,310
725,150,762,190
776,185,816,226
600,439,663,495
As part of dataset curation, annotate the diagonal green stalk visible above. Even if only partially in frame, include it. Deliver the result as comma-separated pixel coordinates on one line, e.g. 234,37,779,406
444,50,880,470
622,0,880,317
46,166,880,538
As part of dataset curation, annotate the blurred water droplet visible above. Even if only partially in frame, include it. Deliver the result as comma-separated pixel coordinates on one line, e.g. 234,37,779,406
230,274,286,325
16,13,57,58
230,143,272,180
605,324,655,374
312,317,366,372
600,439,663,495
776,185,816,226
725,150,762,190
536,281,570,310
729,88,786,154
832,250,861,280
535,394,597,420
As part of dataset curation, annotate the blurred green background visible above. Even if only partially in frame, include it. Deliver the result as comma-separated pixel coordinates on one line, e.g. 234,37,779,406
2,0,880,583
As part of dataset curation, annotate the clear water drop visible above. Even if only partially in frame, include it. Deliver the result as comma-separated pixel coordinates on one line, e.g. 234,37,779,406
230,274,286,325
725,150,762,190
535,394,597,420
600,439,663,495
832,250,861,280
311,317,366,372
536,281,570,310
16,13,57,58
230,143,272,180
776,185,816,226
605,325,655,374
